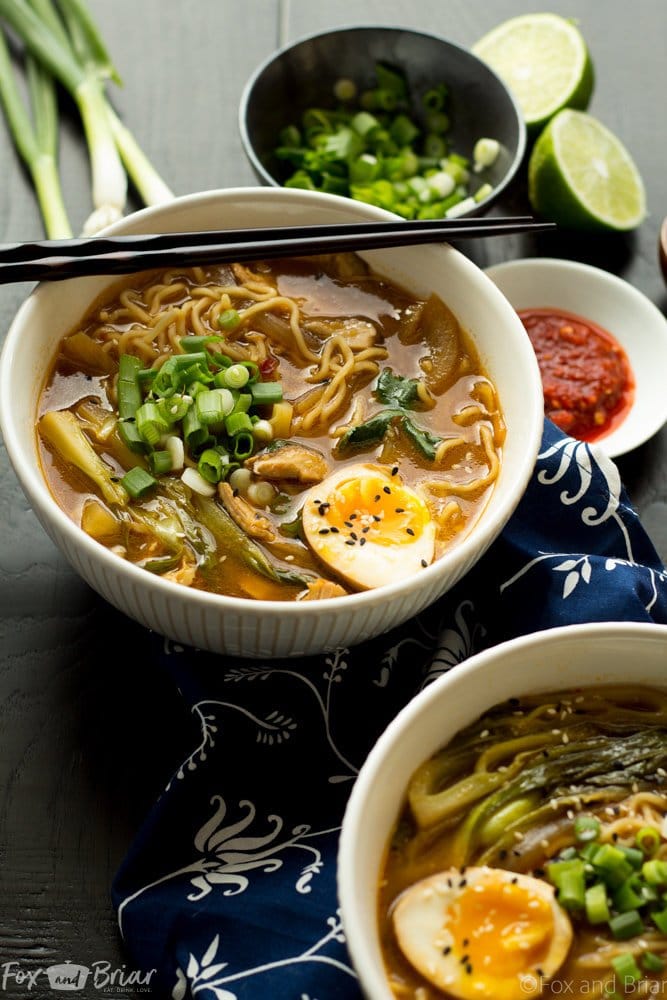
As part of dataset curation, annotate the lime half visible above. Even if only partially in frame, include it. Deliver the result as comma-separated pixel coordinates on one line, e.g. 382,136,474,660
473,13,594,132
528,109,647,231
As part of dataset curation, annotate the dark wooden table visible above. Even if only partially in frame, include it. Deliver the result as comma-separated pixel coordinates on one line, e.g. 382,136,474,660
0,1,665,996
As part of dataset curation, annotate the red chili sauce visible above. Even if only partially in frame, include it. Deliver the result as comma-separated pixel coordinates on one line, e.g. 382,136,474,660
518,307,635,442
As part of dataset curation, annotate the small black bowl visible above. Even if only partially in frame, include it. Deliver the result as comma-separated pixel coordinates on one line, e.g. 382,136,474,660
239,25,526,216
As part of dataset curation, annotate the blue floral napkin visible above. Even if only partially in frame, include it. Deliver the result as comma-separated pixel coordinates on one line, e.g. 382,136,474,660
112,419,667,999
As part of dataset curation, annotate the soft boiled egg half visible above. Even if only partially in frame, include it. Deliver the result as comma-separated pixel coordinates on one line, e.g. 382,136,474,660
301,463,436,591
392,866,573,1000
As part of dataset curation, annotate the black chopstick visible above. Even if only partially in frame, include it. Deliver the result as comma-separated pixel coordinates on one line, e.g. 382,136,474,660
0,217,555,284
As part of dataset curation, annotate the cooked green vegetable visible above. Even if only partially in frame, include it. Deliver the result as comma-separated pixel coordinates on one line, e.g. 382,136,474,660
375,368,424,409
274,62,497,220
192,493,312,589
337,370,445,461
39,409,127,506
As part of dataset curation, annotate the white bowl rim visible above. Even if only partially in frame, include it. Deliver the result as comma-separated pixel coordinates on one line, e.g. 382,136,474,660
338,619,667,997
238,23,527,207
485,256,667,459
0,185,542,623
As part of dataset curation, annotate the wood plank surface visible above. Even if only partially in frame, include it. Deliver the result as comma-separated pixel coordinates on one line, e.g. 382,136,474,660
0,0,665,995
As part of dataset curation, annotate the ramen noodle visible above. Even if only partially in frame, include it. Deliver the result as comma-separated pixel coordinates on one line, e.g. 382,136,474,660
380,685,667,999
37,253,504,601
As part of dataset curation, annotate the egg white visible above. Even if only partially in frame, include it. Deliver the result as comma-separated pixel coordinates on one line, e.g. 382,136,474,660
392,866,573,1000
301,463,435,591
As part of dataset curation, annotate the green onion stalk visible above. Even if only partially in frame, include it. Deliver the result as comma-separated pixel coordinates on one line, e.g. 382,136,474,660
0,0,173,235
0,27,72,237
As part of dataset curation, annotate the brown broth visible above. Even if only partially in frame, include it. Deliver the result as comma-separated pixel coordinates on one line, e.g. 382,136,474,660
37,255,504,600
379,686,667,998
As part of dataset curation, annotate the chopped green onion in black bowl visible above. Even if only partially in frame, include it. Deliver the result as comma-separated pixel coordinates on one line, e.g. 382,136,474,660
239,26,526,220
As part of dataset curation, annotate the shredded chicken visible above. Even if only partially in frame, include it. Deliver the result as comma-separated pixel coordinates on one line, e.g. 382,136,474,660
218,482,277,543
247,444,329,485
299,578,348,600
163,560,197,586
306,317,378,351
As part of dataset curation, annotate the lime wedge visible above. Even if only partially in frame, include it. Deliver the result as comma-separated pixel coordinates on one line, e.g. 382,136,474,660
528,109,647,231
473,13,594,131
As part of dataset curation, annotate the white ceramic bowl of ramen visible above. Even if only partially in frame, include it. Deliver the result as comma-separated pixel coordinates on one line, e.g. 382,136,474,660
0,187,543,659
338,621,667,999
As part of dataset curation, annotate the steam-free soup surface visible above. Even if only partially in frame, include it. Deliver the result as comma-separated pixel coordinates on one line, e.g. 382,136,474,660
38,253,504,601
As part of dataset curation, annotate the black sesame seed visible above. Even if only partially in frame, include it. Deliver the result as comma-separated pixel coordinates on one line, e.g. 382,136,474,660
374,495,381,503
406,527,415,536
373,515,382,522
442,946,451,956
383,486,391,494
421,559,428,568
460,954,469,965
344,521,353,528
395,507,405,513
349,513,358,520
459,878,467,888
391,466,399,476
362,526,370,533
330,526,340,534
359,537,366,546
345,540,356,546
511,877,518,884
350,531,358,540
465,964,473,976
462,939,469,948
318,528,330,535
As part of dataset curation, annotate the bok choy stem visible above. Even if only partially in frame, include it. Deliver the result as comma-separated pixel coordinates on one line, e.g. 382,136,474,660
0,26,71,237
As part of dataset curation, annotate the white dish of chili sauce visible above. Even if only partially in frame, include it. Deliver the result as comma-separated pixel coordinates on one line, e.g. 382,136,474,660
486,257,667,458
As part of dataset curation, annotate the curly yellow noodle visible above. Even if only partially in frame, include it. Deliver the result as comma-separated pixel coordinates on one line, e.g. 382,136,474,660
427,425,499,497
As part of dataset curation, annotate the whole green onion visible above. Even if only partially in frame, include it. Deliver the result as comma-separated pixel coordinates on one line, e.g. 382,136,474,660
0,24,72,238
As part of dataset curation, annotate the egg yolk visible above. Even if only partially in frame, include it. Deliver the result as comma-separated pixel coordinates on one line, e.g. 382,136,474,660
447,873,554,977
309,473,430,545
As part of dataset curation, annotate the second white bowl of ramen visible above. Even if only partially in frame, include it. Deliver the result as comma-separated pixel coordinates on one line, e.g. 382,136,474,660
0,187,543,658
338,621,667,999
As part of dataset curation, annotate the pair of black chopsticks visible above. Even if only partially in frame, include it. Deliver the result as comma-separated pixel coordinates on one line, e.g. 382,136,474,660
0,216,555,284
